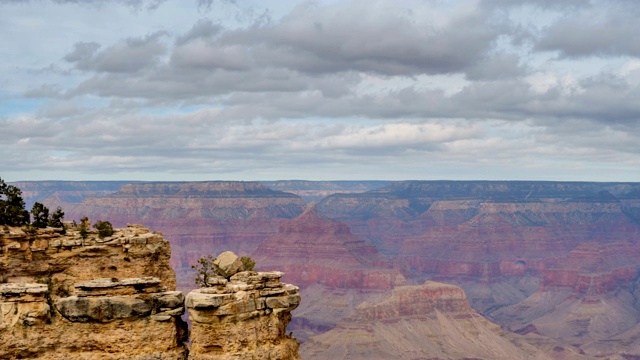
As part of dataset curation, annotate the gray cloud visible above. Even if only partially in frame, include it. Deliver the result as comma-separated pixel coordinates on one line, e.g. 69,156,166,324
3,0,640,181
65,32,168,73
534,2,640,58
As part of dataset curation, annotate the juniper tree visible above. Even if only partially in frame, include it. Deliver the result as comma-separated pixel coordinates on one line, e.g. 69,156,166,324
31,202,50,228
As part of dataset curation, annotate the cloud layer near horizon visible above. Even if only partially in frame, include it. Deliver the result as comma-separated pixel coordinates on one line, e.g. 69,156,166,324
1,0,639,181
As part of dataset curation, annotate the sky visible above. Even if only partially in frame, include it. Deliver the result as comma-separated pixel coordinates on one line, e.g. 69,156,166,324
1,0,639,182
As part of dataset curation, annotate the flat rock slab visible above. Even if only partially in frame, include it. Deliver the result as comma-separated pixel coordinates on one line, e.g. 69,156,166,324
55,295,154,322
75,277,161,290
0,283,48,296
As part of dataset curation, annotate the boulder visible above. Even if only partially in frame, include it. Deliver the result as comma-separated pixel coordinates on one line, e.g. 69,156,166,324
213,251,244,277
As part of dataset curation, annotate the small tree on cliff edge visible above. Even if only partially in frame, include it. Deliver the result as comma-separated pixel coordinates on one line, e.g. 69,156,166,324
31,202,50,228
192,255,216,287
48,207,65,229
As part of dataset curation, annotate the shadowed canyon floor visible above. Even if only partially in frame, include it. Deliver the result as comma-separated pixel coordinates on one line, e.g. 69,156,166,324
15,180,640,358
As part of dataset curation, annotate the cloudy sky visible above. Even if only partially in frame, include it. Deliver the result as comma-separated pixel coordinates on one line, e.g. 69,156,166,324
1,0,639,182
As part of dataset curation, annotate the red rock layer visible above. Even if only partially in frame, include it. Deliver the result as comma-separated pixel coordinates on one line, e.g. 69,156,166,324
540,241,640,294
254,206,406,289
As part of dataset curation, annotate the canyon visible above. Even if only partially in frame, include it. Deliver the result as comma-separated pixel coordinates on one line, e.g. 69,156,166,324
15,179,640,358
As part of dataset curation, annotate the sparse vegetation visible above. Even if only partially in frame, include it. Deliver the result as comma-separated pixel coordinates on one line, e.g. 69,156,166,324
192,254,217,288
79,216,90,239
22,224,38,239
94,220,114,238
0,179,67,230
240,256,255,271
47,207,65,228
192,254,257,287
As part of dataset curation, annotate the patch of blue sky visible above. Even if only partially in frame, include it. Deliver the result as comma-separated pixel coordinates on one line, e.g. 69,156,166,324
0,95,46,117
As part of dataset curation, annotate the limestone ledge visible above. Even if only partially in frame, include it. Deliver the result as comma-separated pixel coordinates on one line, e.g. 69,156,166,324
0,283,48,298
0,283,50,328
187,271,301,323
56,290,184,323
1,223,166,254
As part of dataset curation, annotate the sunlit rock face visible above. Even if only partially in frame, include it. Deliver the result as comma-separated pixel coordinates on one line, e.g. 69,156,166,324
186,269,302,360
0,224,188,359
1,226,304,360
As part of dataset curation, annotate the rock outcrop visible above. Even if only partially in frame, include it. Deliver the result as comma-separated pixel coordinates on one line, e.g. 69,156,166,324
0,223,187,359
186,267,301,359
1,226,303,359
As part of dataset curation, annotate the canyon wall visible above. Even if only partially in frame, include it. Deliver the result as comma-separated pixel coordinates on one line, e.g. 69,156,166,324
0,223,187,359
301,281,587,360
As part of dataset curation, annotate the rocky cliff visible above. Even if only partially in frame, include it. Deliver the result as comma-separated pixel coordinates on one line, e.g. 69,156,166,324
1,224,302,359
186,270,301,360
0,223,187,359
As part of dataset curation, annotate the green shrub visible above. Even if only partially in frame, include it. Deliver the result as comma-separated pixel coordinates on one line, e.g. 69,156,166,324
93,220,114,238
192,255,216,288
240,256,256,271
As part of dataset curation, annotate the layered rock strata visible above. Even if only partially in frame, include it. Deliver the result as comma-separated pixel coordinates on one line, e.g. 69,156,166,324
254,205,406,290
186,270,302,360
0,223,187,359
301,281,575,360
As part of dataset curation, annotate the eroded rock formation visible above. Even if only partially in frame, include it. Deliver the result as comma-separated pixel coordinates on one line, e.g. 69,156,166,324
0,223,187,359
301,281,584,360
186,254,301,360
1,225,302,359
